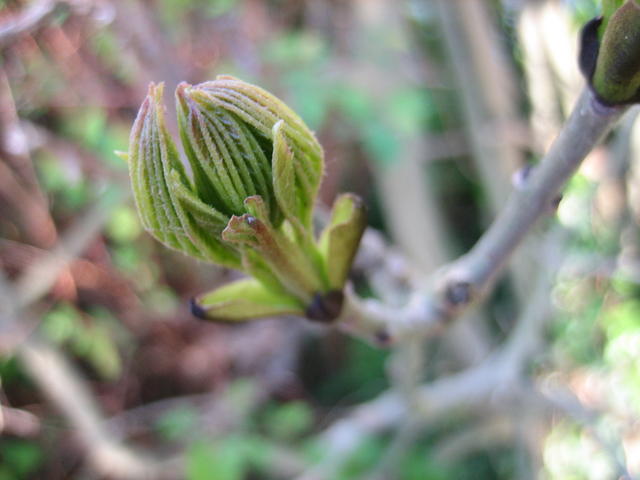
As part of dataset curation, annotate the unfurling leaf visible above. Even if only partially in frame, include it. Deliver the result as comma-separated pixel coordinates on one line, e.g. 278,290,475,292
128,83,239,267
318,194,367,290
222,197,326,302
191,278,304,322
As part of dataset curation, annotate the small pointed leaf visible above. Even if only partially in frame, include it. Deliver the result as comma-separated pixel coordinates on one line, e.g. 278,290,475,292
318,194,367,289
222,203,325,301
272,120,300,223
128,83,202,260
241,249,287,295
168,170,240,268
191,278,304,322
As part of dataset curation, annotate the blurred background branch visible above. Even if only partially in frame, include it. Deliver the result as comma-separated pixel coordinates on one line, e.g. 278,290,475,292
0,0,70,48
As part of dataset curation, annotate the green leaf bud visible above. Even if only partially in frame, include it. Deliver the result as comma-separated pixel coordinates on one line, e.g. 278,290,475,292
176,81,281,224
580,0,640,104
127,83,239,267
125,77,366,324
601,0,626,37
594,0,640,103
180,76,324,228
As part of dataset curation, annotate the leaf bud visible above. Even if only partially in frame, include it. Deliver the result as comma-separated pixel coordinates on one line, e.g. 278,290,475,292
580,0,640,104
176,76,324,228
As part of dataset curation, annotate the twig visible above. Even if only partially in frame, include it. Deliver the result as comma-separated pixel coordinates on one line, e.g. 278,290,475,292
0,0,69,48
0,194,121,352
17,337,183,479
0,174,157,479
431,414,515,463
432,0,521,212
536,385,634,480
12,193,120,311
0,404,41,437
367,418,420,480
0,70,58,249
295,360,521,480
338,88,627,345
298,236,555,479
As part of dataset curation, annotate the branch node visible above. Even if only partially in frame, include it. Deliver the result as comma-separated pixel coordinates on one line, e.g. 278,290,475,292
374,329,392,347
305,290,345,323
443,281,473,308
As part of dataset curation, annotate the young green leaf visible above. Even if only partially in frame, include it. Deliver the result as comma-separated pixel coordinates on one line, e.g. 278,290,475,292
191,278,304,322
318,194,367,290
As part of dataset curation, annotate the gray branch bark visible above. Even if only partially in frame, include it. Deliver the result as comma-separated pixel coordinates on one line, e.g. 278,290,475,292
339,88,628,344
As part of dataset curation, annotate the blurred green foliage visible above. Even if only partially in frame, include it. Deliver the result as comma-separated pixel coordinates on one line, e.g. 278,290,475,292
60,108,129,169
301,337,389,406
0,440,43,480
156,405,200,441
186,438,248,480
568,0,601,25
262,401,313,441
40,303,124,379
